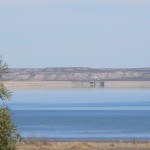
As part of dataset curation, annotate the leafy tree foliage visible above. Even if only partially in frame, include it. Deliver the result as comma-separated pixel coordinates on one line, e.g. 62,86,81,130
0,57,11,101
0,56,21,150
0,108,21,150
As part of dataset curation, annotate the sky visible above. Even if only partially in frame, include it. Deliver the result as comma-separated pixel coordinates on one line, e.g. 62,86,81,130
0,0,150,68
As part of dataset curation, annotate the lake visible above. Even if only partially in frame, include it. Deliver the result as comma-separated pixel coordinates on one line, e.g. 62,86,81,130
6,89,150,140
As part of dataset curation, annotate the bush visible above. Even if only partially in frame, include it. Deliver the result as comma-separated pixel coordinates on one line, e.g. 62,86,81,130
0,107,21,150
0,56,21,150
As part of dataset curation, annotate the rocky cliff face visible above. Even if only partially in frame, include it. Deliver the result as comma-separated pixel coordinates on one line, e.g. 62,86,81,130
4,67,150,81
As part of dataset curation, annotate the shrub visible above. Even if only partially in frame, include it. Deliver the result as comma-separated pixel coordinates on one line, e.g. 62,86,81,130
0,56,21,150
0,107,21,150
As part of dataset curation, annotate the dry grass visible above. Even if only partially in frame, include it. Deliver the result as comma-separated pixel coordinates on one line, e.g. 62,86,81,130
16,140,150,150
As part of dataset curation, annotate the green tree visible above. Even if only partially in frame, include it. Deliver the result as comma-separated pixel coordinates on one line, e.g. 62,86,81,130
0,57,11,101
0,56,21,150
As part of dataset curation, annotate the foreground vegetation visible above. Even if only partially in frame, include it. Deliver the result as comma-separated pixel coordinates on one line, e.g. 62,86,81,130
0,56,21,150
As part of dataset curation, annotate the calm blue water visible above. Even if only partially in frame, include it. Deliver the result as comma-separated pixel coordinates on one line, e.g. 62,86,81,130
6,89,150,140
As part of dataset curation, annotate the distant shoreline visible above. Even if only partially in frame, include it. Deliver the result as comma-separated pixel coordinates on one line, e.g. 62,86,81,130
4,81,150,89
5,68,150,82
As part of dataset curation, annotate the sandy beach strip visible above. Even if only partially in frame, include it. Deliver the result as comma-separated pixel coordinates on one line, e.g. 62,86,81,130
4,81,150,89
4,81,81,89
17,140,150,150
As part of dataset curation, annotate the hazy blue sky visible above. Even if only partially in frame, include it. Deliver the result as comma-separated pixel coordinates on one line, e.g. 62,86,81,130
0,0,150,68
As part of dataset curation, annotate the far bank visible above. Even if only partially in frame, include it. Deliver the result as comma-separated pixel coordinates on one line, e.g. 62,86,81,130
4,81,150,89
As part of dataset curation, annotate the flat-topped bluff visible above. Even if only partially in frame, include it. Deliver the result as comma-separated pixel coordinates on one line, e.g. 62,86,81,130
4,67,150,81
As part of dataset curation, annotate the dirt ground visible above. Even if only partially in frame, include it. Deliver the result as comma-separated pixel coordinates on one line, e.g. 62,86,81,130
17,140,150,150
